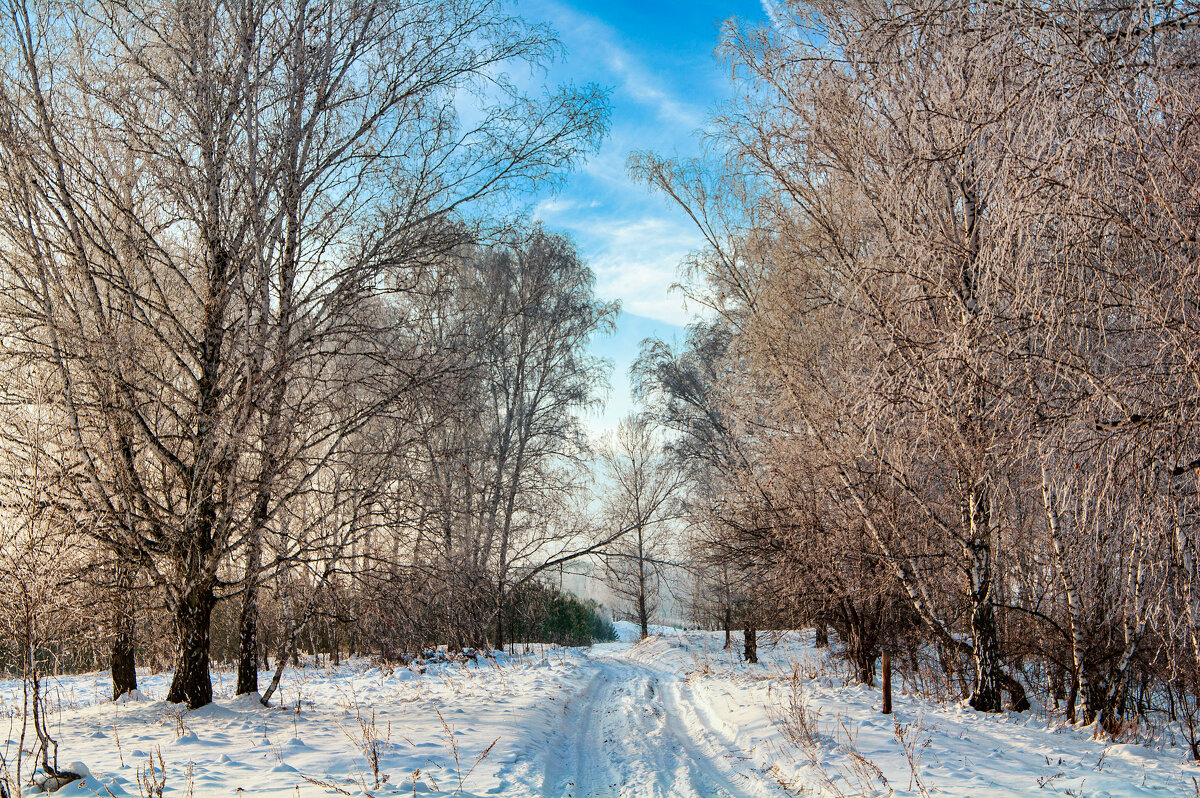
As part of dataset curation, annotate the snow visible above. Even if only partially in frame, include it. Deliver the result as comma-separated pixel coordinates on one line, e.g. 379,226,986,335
0,631,1193,796
611,620,682,642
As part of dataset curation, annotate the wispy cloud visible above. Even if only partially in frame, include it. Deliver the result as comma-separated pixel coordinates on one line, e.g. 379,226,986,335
518,1,718,327
530,0,709,130
588,218,703,325
536,201,704,326
518,0,756,418
760,0,780,27
599,47,705,130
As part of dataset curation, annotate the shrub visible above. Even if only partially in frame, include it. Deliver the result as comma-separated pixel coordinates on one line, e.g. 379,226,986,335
505,583,616,646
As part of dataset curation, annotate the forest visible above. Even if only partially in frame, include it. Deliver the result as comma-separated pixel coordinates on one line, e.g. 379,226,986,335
0,0,1197,794
630,0,1200,744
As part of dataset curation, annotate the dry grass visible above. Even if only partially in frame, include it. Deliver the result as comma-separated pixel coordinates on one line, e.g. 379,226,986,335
337,704,391,790
435,707,499,795
766,664,893,797
893,718,931,796
135,748,166,798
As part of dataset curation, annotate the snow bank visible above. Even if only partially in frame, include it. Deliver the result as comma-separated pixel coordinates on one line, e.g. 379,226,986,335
611,619,682,641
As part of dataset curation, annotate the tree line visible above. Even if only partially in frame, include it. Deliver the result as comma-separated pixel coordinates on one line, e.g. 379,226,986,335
0,9,636,780
632,0,1200,756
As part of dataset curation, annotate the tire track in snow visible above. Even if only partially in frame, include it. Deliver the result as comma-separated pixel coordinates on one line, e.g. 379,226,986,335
536,651,781,798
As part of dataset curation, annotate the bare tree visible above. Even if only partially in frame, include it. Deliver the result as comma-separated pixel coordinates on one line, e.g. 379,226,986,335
0,383,88,790
626,0,1200,724
600,414,684,639
455,227,616,649
307,228,619,658
0,0,606,708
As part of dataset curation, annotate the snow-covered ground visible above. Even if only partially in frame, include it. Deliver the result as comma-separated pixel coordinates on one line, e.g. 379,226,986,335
1,629,1194,796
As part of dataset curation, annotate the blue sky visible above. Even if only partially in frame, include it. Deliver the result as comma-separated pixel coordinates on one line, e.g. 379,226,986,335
520,0,769,433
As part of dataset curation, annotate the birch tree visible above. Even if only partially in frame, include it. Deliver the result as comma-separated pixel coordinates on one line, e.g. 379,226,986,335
600,414,683,639
462,228,616,649
0,0,606,707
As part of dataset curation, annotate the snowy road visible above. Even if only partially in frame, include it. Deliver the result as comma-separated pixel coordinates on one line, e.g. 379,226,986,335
533,649,783,798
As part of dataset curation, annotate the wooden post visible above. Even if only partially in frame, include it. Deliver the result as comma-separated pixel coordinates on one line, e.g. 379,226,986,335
882,651,893,714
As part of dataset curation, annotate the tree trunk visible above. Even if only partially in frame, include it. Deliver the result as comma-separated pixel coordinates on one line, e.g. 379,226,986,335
1041,466,1084,724
261,610,300,707
1085,665,1133,735
848,621,875,685
636,525,650,639
110,563,138,701
259,586,322,707
723,605,732,649
111,633,137,702
856,649,876,686
967,570,1003,713
815,622,828,648
743,625,757,664
166,580,215,709
637,581,649,640
1082,678,1106,727
882,651,892,714
1066,665,1080,723
1089,620,1143,734
964,484,1004,713
236,523,262,696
